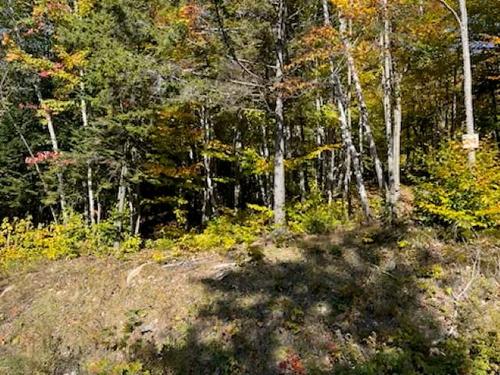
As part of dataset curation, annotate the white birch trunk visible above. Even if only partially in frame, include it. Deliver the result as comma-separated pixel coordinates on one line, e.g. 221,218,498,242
393,71,402,205
273,0,286,226
382,0,396,217
35,86,67,221
233,125,242,211
339,16,385,191
80,78,96,225
201,106,215,224
322,0,371,219
458,0,476,164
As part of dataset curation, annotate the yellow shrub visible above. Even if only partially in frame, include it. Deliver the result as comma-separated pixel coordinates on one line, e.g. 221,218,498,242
415,140,500,236
150,204,273,254
0,214,143,270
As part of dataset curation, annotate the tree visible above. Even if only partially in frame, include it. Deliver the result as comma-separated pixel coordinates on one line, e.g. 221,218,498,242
438,0,477,164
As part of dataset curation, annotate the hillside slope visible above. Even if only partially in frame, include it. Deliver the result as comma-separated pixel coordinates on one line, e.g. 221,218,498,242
0,226,498,374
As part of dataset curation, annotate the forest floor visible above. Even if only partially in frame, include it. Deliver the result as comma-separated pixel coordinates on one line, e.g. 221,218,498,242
0,225,498,374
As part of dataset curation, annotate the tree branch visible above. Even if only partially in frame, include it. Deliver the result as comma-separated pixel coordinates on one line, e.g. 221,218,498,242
438,0,462,27
212,0,262,82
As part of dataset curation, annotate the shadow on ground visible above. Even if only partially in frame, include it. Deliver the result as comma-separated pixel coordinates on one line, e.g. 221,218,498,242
130,225,476,374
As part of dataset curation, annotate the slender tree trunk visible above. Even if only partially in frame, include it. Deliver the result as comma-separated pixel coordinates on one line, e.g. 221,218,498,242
335,77,371,220
315,95,325,189
134,214,141,236
322,0,371,220
96,193,102,224
458,0,476,164
339,15,385,191
114,163,127,248
201,105,216,224
393,70,402,205
327,150,335,203
273,0,287,226
35,86,67,221
12,120,58,222
381,0,396,218
73,0,96,224
117,164,127,223
452,67,458,131
79,78,96,225
298,123,307,200
233,123,242,211
260,124,271,208
438,0,477,163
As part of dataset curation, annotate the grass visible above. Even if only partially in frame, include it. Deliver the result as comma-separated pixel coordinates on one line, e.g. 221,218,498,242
0,224,498,374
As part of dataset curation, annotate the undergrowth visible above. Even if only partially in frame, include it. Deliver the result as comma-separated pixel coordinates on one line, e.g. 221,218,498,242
148,192,347,260
0,213,141,271
415,140,500,237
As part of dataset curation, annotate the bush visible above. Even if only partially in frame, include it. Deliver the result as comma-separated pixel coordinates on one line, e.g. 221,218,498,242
148,204,273,255
415,140,500,236
86,359,150,375
0,215,83,269
287,185,345,234
177,204,273,252
0,214,142,270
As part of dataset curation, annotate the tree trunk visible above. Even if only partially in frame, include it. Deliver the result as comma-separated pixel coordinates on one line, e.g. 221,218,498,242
381,0,396,218
35,86,67,221
339,15,385,191
114,163,127,248
298,123,307,200
335,77,371,220
80,78,96,225
438,0,477,163
12,120,58,222
327,149,335,203
233,123,242,211
201,105,216,224
273,0,287,226
322,0,371,220
392,70,402,206
315,95,325,189
459,0,476,164
117,164,127,223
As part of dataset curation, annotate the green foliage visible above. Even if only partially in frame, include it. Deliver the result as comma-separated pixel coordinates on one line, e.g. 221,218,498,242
148,205,273,255
86,359,150,375
0,214,142,270
415,141,500,236
175,205,273,253
287,184,345,234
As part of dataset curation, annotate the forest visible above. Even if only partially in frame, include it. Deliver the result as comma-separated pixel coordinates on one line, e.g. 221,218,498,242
0,0,498,374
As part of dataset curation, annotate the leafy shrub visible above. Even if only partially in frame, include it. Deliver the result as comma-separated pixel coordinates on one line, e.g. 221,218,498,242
0,215,83,268
177,204,273,252
0,214,142,270
415,140,500,236
86,359,150,375
148,204,273,254
288,184,345,234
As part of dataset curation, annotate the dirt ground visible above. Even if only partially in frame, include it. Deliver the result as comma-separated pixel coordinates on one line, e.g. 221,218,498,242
0,226,498,374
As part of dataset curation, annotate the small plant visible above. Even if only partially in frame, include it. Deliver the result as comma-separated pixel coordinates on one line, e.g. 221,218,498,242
0,214,144,270
118,234,142,255
162,204,273,254
415,140,500,237
288,184,345,234
86,359,150,375
278,351,306,375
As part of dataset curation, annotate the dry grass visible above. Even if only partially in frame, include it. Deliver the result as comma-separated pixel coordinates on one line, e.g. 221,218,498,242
0,225,498,374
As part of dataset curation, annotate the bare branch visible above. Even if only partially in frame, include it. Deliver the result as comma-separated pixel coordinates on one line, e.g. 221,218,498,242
438,0,462,27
